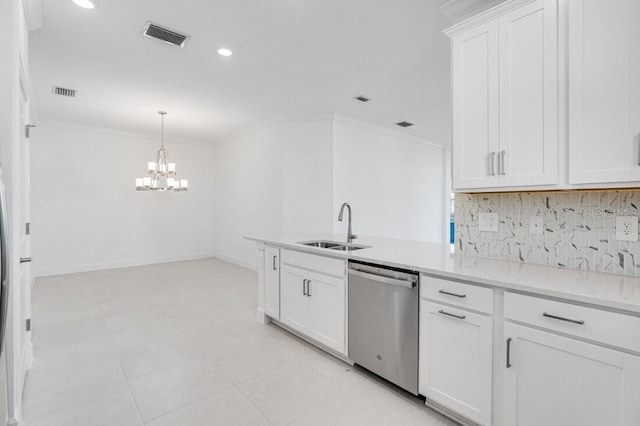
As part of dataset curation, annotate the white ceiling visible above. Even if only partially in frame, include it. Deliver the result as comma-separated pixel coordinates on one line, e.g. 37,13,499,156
30,0,453,144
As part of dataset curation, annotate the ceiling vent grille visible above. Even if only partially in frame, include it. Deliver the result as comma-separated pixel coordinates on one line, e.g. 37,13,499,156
354,96,370,102
51,86,77,97
396,121,414,127
142,21,190,48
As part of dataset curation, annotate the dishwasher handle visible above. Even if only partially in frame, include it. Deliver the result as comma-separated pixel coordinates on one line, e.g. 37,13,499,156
349,269,417,289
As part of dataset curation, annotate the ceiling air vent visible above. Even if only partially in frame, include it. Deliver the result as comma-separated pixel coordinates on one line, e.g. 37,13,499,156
354,96,370,102
52,86,77,98
142,21,190,48
396,121,414,128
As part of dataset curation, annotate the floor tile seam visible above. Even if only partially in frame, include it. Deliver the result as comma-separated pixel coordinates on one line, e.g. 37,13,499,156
31,298,102,317
114,339,146,425
134,381,235,424
108,327,188,353
233,383,276,426
161,312,209,359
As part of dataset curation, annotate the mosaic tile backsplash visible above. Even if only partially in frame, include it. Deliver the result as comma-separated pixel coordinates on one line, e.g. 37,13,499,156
454,190,640,276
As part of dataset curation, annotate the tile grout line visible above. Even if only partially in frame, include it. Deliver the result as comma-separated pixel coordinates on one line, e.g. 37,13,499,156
103,310,146,425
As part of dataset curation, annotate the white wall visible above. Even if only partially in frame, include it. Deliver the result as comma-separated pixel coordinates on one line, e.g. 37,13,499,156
31,123,216,276
213,117,334,268
333,116,446,242
213,114,447,269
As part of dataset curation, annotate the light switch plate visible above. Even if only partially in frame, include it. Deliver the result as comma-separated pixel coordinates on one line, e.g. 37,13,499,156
530,216,544,235
616,216,639,242
479,212,499,232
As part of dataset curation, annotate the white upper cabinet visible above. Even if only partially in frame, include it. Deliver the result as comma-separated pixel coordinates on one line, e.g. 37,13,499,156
499,0,558,187
568,0,640,185
449,0,559,192
452,21,500,189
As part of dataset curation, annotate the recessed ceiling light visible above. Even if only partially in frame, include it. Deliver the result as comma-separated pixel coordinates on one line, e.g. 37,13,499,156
217,48,233,57
72,0,97,9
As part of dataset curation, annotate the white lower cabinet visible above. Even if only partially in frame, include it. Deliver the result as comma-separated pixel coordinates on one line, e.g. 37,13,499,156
419,300,493,426
280,263,346,354
280,265,307,332
264,246,280,319
503,322,640,426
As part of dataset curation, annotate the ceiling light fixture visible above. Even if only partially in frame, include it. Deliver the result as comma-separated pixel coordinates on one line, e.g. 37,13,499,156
135,112,188,192
72,0,97,9
217,48,233,57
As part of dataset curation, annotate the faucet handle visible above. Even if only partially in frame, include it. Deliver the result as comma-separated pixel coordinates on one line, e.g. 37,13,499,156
351,234,358,240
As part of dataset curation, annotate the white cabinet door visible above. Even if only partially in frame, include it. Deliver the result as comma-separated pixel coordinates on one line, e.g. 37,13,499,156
420,301,493,426
305,270,346,354
452,20,500,190
279,265,308,334
569,0,640,184
264,246,280,319
499,0,558,187
503,322,640,426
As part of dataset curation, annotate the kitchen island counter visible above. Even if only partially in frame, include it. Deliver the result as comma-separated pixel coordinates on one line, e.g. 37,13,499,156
245,233,640,315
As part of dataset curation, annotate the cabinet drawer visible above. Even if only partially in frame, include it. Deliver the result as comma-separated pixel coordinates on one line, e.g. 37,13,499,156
421,275,493,314
505,292,640,353
281,249,345,278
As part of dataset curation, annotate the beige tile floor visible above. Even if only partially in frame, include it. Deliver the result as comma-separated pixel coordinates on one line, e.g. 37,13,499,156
23,258,457,426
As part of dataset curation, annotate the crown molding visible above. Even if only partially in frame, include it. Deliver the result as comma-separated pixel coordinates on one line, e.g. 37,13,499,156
35,120,215,148
23,0,42,31
214,113,335,147
332,114,444,149
215,112,445,149
443,0,536,37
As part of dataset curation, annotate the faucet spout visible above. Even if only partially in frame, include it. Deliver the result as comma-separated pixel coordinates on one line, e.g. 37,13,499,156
338,203,357,243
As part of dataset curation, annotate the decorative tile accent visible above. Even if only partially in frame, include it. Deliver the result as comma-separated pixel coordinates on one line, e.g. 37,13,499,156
454,190,640,276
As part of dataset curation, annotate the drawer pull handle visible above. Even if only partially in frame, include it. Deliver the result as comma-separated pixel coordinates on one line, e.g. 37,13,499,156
438,289,466,298
438,310,466,320
506,337,512,368
543,312,585,325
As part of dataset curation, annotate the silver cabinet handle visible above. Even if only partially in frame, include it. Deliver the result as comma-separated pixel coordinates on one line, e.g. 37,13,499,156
303,279,307,296
543,312,585,325
498,150,506,175
307,280,311,297
20,257,32,264
438,289,466,298
506,337,512,368
438,309,466,320
272,255,277,270
489,152,496,176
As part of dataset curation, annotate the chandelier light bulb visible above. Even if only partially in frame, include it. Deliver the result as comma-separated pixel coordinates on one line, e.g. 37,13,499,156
135,111,189,192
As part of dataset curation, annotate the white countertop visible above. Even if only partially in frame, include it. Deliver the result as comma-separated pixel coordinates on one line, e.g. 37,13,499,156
245,233,640,315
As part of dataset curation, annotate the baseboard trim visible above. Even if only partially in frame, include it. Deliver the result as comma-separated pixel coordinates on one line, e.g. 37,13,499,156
214,253,258,271
34,252,218,277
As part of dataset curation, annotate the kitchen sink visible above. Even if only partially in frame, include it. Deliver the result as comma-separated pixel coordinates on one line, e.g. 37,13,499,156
298,240,370,251
300,241,345,249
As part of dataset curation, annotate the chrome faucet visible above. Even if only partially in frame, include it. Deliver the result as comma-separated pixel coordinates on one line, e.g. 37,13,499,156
338,202,357,243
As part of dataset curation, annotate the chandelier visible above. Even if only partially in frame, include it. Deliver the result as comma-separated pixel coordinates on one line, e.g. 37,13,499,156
135,111,188,192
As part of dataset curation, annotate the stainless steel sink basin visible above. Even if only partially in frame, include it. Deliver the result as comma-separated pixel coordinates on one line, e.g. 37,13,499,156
300,241,345,249
298,240,370,251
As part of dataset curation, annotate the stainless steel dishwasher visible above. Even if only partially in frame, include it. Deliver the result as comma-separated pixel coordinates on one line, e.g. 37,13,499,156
348,261,419,395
